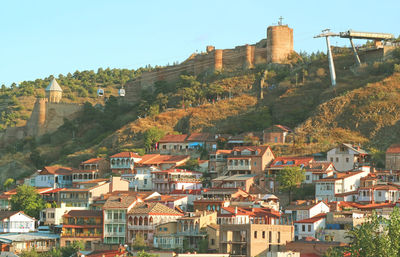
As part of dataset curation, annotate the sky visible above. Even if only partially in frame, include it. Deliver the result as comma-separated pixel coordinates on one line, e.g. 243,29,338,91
0,0,399,86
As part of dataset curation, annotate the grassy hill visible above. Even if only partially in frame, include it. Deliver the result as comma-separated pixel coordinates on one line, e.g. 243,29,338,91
1,46,400,182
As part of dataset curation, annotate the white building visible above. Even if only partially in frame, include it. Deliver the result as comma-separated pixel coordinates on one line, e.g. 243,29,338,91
285,201,330,222
358,185,399,203
0,211,36,233
315,168,370,202
122,166,157,191
304,162,335,184
34,166,73,188
40,203,87,226
326,143,370,172
294,213,326,240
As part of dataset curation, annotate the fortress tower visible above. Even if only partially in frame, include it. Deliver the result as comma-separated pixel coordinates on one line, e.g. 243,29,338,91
45,78,63,103
266,24,294,63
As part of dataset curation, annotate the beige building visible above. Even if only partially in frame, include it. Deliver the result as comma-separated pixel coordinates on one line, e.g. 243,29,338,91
219,224,294,257
386,144,400,170
205,224,220,252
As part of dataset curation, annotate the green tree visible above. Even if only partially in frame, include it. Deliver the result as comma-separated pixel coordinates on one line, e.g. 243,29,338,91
276,166,305,202
143,127,165,151
60,241,84,257
3,178,15,191
132,234,147,250
137,250,158,257
10,185,45,219
324,208,400,257
179,159,200,171
198,237,209,253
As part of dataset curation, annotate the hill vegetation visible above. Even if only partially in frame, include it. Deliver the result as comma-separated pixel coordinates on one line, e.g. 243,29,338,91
1,46,400,181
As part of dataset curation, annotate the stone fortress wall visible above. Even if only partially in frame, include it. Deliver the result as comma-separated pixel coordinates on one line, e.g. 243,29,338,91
124,24,294,103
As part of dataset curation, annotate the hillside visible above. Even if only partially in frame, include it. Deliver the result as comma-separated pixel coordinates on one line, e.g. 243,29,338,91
0,47,400,181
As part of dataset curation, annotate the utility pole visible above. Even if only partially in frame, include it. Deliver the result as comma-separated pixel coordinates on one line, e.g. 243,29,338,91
314,29,339,87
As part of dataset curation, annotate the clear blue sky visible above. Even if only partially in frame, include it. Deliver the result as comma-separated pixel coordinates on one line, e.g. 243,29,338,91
1,0,399,86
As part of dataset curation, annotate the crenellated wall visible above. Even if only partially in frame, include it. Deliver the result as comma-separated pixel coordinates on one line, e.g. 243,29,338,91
124,24,294,103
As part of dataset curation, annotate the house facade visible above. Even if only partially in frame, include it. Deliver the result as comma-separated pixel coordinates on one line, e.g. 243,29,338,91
0,211,35,233
263,125,292,144
110,152,142,175
152,169,202,194
386,144,400,171
326,143,370,172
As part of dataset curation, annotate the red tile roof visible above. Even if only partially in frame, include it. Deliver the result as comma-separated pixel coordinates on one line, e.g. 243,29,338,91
230,145,273,157
387,144,400,154
316,170,366,182
158,134,187,143
110,152,141,158
270,156,314,168
81,158,104,164
41,166,73,175
295,213,326,224
63,210,103,218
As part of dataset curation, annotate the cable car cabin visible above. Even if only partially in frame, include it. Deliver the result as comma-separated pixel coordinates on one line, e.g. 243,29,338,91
97,88,104,97
118,88,125,97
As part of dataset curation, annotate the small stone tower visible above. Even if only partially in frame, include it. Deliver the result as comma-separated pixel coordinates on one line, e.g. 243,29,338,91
266,24,294,63
45,78,63,103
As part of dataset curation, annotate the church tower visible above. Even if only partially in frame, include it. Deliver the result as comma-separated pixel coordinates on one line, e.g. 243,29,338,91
45,78,63,103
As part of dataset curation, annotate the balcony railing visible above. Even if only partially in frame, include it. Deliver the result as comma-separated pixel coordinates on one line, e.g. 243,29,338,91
104,219,126,223
128,224,155,230
62,233,102,238
227,165,251,171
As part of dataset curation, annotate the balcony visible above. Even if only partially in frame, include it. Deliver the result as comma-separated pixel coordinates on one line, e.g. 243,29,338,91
62,233,102,238
227,165,251,171
128,224,155,230
104,231,125,237
177,230,203,236
104,219,126,224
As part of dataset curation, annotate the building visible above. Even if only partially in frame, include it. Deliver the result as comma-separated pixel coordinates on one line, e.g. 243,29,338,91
59,176,129,207
61,210,103,250
315,168,370,202
219,224,294,257
266,157,314,192
386,144,400,171
35,166,73,188
158,134,188,154
176,211,217,250
211,174,256,192
110,152,142,175
40,202,87,226
324,211,366,243
72,169,100,185
137,154,190,170
0,211,35,233
326,143,370,172
304,161,335,184
217,207,281,226
103,194,142,245
153,221,182,250
45,78,62,103
152,169,202,194
294,213,326,240
263,125,292,144
208,150,232,178
227,146,275,177
127,202,183,245
79,157,110,175
358,185,399,203
285,201,330,223
0,233,59,254
185,133,217,151
205,224,220,252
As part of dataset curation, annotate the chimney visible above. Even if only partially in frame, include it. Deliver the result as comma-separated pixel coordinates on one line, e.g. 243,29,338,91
235,206,238,214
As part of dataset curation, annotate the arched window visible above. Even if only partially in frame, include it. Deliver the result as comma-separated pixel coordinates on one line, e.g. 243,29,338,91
117,159,120,165
121,159,125,165
128,216,133,226
149,217,153,225
134,217,138,225
144,217,148,226
139,217,143,225
111,159,115,165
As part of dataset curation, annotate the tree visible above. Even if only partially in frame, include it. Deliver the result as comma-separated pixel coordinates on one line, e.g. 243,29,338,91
10,185,45,219
179,159,200,171
132,234,147,250
276,166,305,202
3,178,15,191
324,208,400,257
143,127,165,151
137,250,158,257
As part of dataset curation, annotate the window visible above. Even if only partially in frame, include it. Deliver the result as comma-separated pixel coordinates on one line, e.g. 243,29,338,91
254,162,257,166
308,225,311,232
378,192,382,197
302,225,305,231
162,145,166,149
306,175,310,180
330,157,333,162
211,239,215,245
346,157,349,163
144,179,147,185
278,232,281,243
262,231,265,239
254,231,257,238
269,231,272,243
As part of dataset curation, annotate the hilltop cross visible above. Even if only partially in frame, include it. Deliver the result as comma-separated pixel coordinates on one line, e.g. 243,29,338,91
279,16,284,25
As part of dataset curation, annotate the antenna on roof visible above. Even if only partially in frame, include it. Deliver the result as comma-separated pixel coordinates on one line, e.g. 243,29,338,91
278,16,284,26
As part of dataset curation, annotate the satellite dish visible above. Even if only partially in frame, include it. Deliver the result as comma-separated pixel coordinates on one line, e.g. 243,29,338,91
118,87,125,97
97,88,104,97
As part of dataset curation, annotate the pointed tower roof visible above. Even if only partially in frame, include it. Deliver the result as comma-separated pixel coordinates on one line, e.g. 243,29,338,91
45,78,63,92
